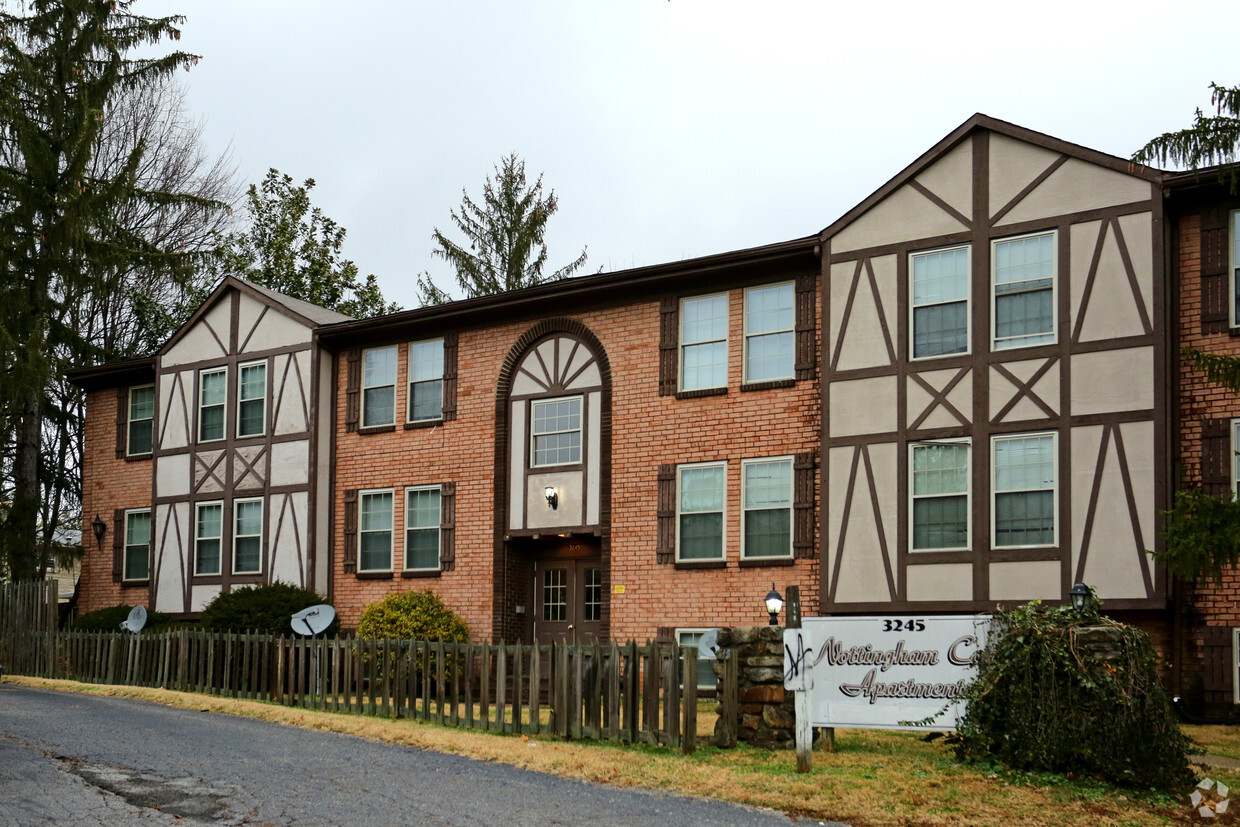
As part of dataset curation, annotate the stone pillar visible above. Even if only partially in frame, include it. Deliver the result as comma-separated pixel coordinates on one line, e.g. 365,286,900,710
713,625,799,749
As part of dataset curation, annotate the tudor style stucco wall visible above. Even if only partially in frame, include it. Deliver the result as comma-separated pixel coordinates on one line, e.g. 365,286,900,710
822,126,1165,614
330,285,822,641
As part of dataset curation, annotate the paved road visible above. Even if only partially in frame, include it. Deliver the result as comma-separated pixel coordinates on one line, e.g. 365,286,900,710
0,683,797,826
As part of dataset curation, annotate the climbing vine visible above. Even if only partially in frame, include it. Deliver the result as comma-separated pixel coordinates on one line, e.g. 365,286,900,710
954,598,1195,791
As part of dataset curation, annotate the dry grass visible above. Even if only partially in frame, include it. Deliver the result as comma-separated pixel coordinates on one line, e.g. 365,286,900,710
7,675,1231,826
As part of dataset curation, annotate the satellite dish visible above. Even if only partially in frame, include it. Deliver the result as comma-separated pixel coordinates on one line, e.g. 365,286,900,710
119,605,147,634
696,628,720,660
291,604,335,637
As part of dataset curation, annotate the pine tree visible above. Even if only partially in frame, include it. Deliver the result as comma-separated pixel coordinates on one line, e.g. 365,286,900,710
416,153,588,305
1133,82,1240,190
0,0,221,580
217,168,399,319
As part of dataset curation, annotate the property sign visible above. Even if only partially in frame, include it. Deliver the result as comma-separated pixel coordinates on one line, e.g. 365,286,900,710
784,615,991,731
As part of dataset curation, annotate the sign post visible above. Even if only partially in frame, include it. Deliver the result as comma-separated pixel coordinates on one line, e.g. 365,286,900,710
783,587,813,772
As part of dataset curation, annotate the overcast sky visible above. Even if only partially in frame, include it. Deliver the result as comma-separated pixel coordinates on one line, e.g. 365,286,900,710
141,0,1240,310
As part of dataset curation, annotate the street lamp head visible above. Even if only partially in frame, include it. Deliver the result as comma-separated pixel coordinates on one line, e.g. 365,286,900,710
764,583,784,626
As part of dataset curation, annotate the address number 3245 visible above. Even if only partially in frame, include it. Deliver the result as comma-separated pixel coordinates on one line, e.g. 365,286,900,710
881,618,926,632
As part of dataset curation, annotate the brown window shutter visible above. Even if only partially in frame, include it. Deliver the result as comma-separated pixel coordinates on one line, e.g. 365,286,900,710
1200,626,1234,700
655,626,675,644
112,509,124,582
115,387,128,458
793,451,816,558
795,274,817,380
1201,419,1234,498
344,348,361,433
342,488,359,573
656,464,676,564
439,481,456,571
1201,207,1231,333
658,297,679,396
441,332,459,422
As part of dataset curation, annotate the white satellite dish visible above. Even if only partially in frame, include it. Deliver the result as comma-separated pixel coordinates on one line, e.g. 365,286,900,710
119,605,147,634
291,604,335,637
696,628,720,660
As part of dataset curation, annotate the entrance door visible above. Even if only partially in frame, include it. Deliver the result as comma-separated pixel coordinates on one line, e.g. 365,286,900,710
533,558,602,645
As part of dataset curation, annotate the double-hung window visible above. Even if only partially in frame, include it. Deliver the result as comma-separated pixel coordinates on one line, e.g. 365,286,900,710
361,346,397,427
992,433,1057,547
237,361,266,438
359,490,394,572
680,294,728,391
911,246,969,358
677,462,725,561
531,396,581,466
993,231,1056,349
1232,419,1240,498
910,441,970,551
232,498,263,575
198,368,227,442
407,339,444,423
741,457,792,559
194,501,223,575
123,509,151,581
744,283,794,382
405,486,441,571
1231,210,1240,327
127,385,155,456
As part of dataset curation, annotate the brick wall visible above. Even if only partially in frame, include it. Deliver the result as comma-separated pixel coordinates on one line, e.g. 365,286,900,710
78,388,154,614
1175,206,1240,710
332,285,822,642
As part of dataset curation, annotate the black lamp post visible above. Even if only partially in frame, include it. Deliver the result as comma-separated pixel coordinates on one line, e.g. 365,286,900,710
764,583,784,626
1069,582,1091,613
91,514,107,548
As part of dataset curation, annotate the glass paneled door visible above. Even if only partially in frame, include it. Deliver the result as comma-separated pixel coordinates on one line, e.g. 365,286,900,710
533,558,602,645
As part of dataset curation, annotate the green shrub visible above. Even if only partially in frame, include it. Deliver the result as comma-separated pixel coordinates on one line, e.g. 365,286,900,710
955,597,1195,791
199,582,338,636
357,590,468,642
73,604,176,633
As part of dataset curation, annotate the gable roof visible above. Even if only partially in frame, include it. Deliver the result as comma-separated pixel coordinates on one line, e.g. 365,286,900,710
157,275,352,358
819,113,1166,242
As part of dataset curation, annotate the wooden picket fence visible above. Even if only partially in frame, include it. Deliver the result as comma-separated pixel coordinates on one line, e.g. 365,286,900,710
0,580,58,635
0,628,726,752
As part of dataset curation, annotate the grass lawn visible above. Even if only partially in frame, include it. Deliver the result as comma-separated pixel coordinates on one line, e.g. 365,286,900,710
7,676,1239,826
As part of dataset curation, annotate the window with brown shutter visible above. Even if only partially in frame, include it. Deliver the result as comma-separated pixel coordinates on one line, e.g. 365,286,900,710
1201,207,1231,333
1202,419,1234,498
441,332,459,422
115,387,128,459
344,348,361,432
658,297,678,397
439,481,456,571
795,274,817,381
1200,625,1235,703
793,451,816,558
112,508,124,582
342,488,358,573
656,463,675,563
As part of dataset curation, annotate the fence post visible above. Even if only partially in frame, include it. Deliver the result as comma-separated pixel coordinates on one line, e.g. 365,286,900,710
682,646,698,755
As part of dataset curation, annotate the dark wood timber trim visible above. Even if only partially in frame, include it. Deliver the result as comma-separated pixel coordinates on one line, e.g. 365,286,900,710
989,155,1069,226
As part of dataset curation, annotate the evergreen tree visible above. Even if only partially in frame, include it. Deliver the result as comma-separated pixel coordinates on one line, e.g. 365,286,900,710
416,153,588,306
1133,82,1240,190
0,0,223,580
1134,82,1240,583
217,168,398,318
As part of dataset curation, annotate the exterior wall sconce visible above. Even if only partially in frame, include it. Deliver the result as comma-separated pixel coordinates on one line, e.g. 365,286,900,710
1069,582,1092,613
544,487,558,510
764,583,784,626
91,513,107,548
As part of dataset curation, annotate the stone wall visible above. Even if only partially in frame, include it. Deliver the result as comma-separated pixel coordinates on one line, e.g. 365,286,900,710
714,625,798,749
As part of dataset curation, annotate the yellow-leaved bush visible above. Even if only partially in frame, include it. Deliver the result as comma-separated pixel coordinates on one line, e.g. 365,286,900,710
356,589,469,642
